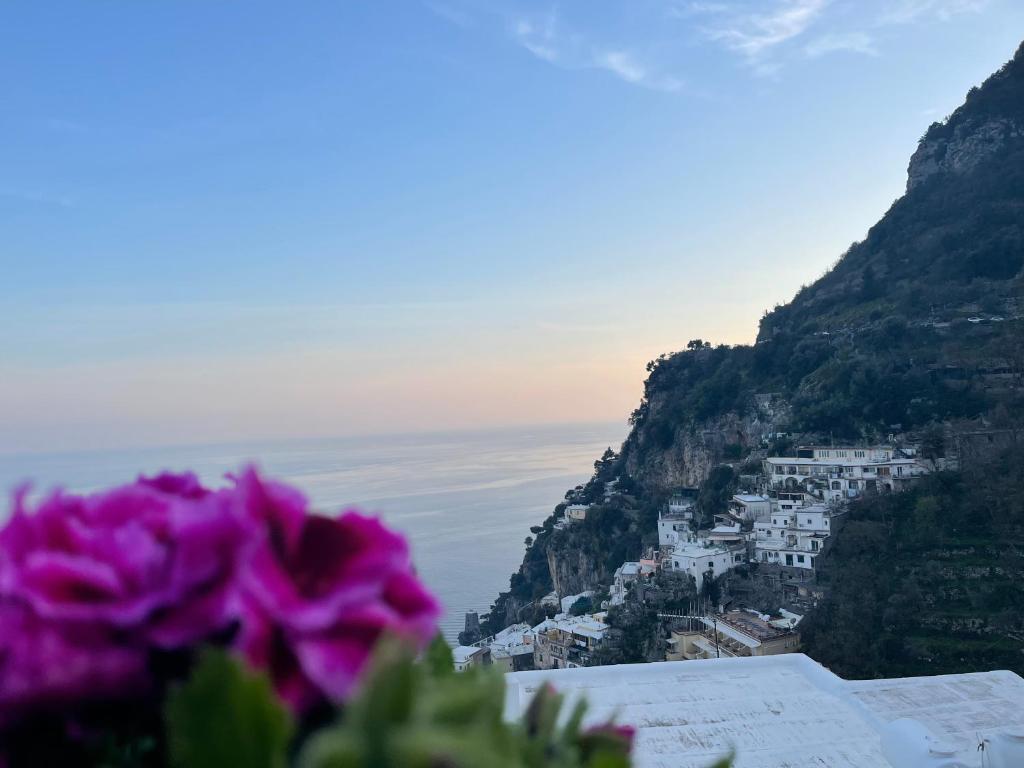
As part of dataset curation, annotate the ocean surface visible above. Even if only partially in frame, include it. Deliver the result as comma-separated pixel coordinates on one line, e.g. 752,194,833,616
0,422,625,642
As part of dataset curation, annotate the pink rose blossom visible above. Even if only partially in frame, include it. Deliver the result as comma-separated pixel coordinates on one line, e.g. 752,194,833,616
232,467,440,712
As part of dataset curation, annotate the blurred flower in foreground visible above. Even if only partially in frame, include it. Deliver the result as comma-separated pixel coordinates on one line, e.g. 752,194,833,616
232,467,440,712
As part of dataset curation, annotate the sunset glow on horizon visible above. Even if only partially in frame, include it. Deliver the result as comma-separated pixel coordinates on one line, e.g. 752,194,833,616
3,1,1022,454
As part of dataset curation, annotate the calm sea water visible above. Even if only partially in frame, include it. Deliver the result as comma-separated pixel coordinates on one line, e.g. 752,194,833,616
0,423,624,641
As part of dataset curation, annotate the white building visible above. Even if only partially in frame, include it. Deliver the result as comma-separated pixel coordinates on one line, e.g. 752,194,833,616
658,509,691,551
609,561,657,606
753,502,832,570
730,493,771,521
703,524,745,548
666,541,743,591
504,654,1024,768
565,503,590,522
487,623,536,672
532,613,611,670
452,644,490,672
666,493,696,516
764,446,929,503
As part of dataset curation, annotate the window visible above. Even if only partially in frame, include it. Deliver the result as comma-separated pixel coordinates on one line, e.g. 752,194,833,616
797,555,805,563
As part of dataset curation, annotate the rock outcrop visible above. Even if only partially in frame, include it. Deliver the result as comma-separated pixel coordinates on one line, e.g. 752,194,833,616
907,117,1022,191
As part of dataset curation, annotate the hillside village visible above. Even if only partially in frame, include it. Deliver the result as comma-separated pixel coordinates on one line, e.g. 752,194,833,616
455,440,938,672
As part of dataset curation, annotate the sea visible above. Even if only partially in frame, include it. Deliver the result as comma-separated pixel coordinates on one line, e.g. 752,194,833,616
0,422,625,642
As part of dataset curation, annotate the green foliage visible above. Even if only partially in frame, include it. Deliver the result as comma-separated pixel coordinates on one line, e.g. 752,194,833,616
569,596,594,616
297,641,634,768
423,633,456,678
165,649,293,768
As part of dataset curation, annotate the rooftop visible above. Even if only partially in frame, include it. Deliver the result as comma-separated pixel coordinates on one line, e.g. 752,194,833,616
452,645,484,664
673,542,728,558
533,612,610,641
504,654,1024,767
617,562,641,577
713,610,794,642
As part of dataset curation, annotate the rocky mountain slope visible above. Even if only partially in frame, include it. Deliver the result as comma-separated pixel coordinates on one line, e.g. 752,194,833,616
482,41,1024,658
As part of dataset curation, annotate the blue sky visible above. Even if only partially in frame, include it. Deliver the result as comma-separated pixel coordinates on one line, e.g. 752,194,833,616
1,0,1022,453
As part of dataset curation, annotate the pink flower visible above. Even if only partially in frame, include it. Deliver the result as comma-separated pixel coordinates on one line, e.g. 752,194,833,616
585,723,636,748
0,472,247,650
0,602,147,728
232,467,440,712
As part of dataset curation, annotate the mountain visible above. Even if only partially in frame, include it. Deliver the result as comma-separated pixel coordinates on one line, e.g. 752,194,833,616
482,41,1024,674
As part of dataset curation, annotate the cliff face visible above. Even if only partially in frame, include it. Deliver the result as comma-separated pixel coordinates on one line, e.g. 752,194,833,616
546,545,607,598
908,42,1024,192
625,401,783,491
907,117,1022,191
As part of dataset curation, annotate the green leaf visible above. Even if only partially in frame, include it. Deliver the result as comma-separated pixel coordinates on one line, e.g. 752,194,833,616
165,648,293,768
423,633,455,678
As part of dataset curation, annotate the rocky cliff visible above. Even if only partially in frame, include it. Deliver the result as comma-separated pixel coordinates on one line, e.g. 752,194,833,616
483,39,1024,641
908,43,1024,192
908,117,1022,191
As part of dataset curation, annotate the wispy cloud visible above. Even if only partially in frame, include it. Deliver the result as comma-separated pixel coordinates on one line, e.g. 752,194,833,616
700,0,829,61
805,31,878,58
878,0,989,24
593,49,683,92
511,11,560,63
510,10,683,92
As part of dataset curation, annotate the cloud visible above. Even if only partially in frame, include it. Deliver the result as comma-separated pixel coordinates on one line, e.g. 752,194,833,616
878,0,989,24
510,10,682,92
804,31,878,58
512,14,560,63
701,0,829,61
593,50,683,91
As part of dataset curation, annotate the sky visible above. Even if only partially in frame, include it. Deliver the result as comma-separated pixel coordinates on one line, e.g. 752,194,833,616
1,1,1022,454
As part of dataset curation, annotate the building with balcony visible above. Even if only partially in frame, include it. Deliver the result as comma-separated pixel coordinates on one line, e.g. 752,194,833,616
665,541,744,591
485,622,536,672
753,502,832,569
729,493,771,521
532,613,610,670
763,446,929,503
